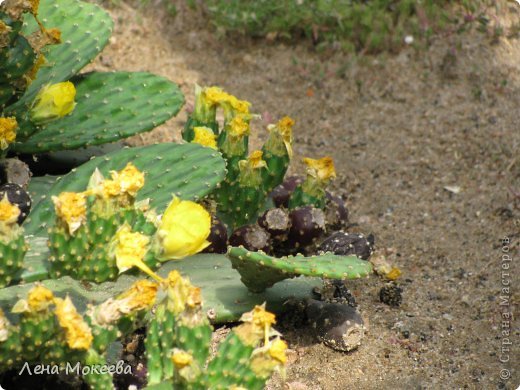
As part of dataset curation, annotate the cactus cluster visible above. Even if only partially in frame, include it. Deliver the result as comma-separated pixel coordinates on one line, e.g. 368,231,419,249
0,279,157,389
146,270,287,389
1,0,183,182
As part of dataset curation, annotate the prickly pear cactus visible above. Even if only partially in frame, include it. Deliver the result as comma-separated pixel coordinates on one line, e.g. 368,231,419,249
0,195,27,287
1,0,184,159
227,246,373,293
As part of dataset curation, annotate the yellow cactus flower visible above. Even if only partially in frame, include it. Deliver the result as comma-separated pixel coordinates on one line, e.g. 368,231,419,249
52,192,87,235
228,115,250,137
28,285,55,312
238,150,267,187
171,349,193,369
204,86,231,106
110,162,145,197
54,296,93,350
30,81,76,123
268,338,288,364
29,0,40,15
158,197,211,260
113,224,161,281
248,150,267,169
0,195,20,224
0,117,17,150
192,126,217,150
303,157,336,182
227,95,251,115
100,179,121,198
236,304,279,346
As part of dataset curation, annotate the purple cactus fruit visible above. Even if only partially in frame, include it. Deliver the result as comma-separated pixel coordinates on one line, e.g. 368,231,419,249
317,231,375,260
203,215,228,254
287,206,326,247
0,183,32,224
258,208,291,241
269,175,304,208
324,191,349,230
229,224,272,253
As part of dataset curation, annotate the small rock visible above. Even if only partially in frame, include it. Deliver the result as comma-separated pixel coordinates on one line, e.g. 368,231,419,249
379,283,403,307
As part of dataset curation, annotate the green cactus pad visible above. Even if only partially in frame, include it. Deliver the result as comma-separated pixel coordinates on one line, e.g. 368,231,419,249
7,0,113,115
227,246,373,293
3,252,322,324
13,71,184,152
27,175,60,210
24,143,226,237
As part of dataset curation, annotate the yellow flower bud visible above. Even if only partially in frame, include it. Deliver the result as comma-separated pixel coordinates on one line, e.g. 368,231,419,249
0,117,17,150
54,296,93,350
158,197,211,259
52,192,87,235
192,126,217,149
303,157,336,182
30,81,76,123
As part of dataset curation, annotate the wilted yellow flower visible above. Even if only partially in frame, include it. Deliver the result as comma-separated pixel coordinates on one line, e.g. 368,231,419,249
227,95,251,115
100,179,121,198
29,0,40,14
248,150,267,169
269,338,288,364
303,157,336,182
160,270,202,314
54,296,93,350
30,81,76,123
228,115,250,137
28,285,55,312
113,224,161,281
52,192,87,235
236,304,279,346
117,279,158,311
238,150,267,187
192,126,217,150
171,349,193,369
158,197,211,260
0,117,17,150
110,163,145,197
0,195,20,224
204,86,231,106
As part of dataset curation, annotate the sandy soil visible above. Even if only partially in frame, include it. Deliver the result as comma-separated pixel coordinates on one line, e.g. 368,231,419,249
87,1,519,388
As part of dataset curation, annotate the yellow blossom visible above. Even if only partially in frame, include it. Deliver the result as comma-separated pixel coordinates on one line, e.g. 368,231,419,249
113,224,161,281
303,157,336,182
0,117,17,150
236,304,279,346
227,115,250,137
158,197,211,260
0,196,20,224
269,338,288,364
227,95,251,115
30,81,76,123
110,163,145,197
28,285,55,312
192,126,217,149
204,86,231,106
54,296,93,350
171,349,193,369
52,192,87,235
117,279,158,311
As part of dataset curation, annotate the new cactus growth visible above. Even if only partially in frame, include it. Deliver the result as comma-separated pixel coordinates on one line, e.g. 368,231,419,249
227,246,373,293
1,0,184,162
145,269,287,389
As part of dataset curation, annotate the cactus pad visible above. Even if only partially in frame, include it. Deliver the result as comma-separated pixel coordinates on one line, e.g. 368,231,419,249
227,246,373,293
7,0,113,115
13,71,184,152
23,143,226,236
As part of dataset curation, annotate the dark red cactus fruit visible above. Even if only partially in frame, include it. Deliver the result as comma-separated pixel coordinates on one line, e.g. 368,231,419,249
324,191,349,230
269,175,304,208
202,215,228,254
229,224,272,253
287,206,326,248
258,208,291,241
317,231,375,260
0,183,32,224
